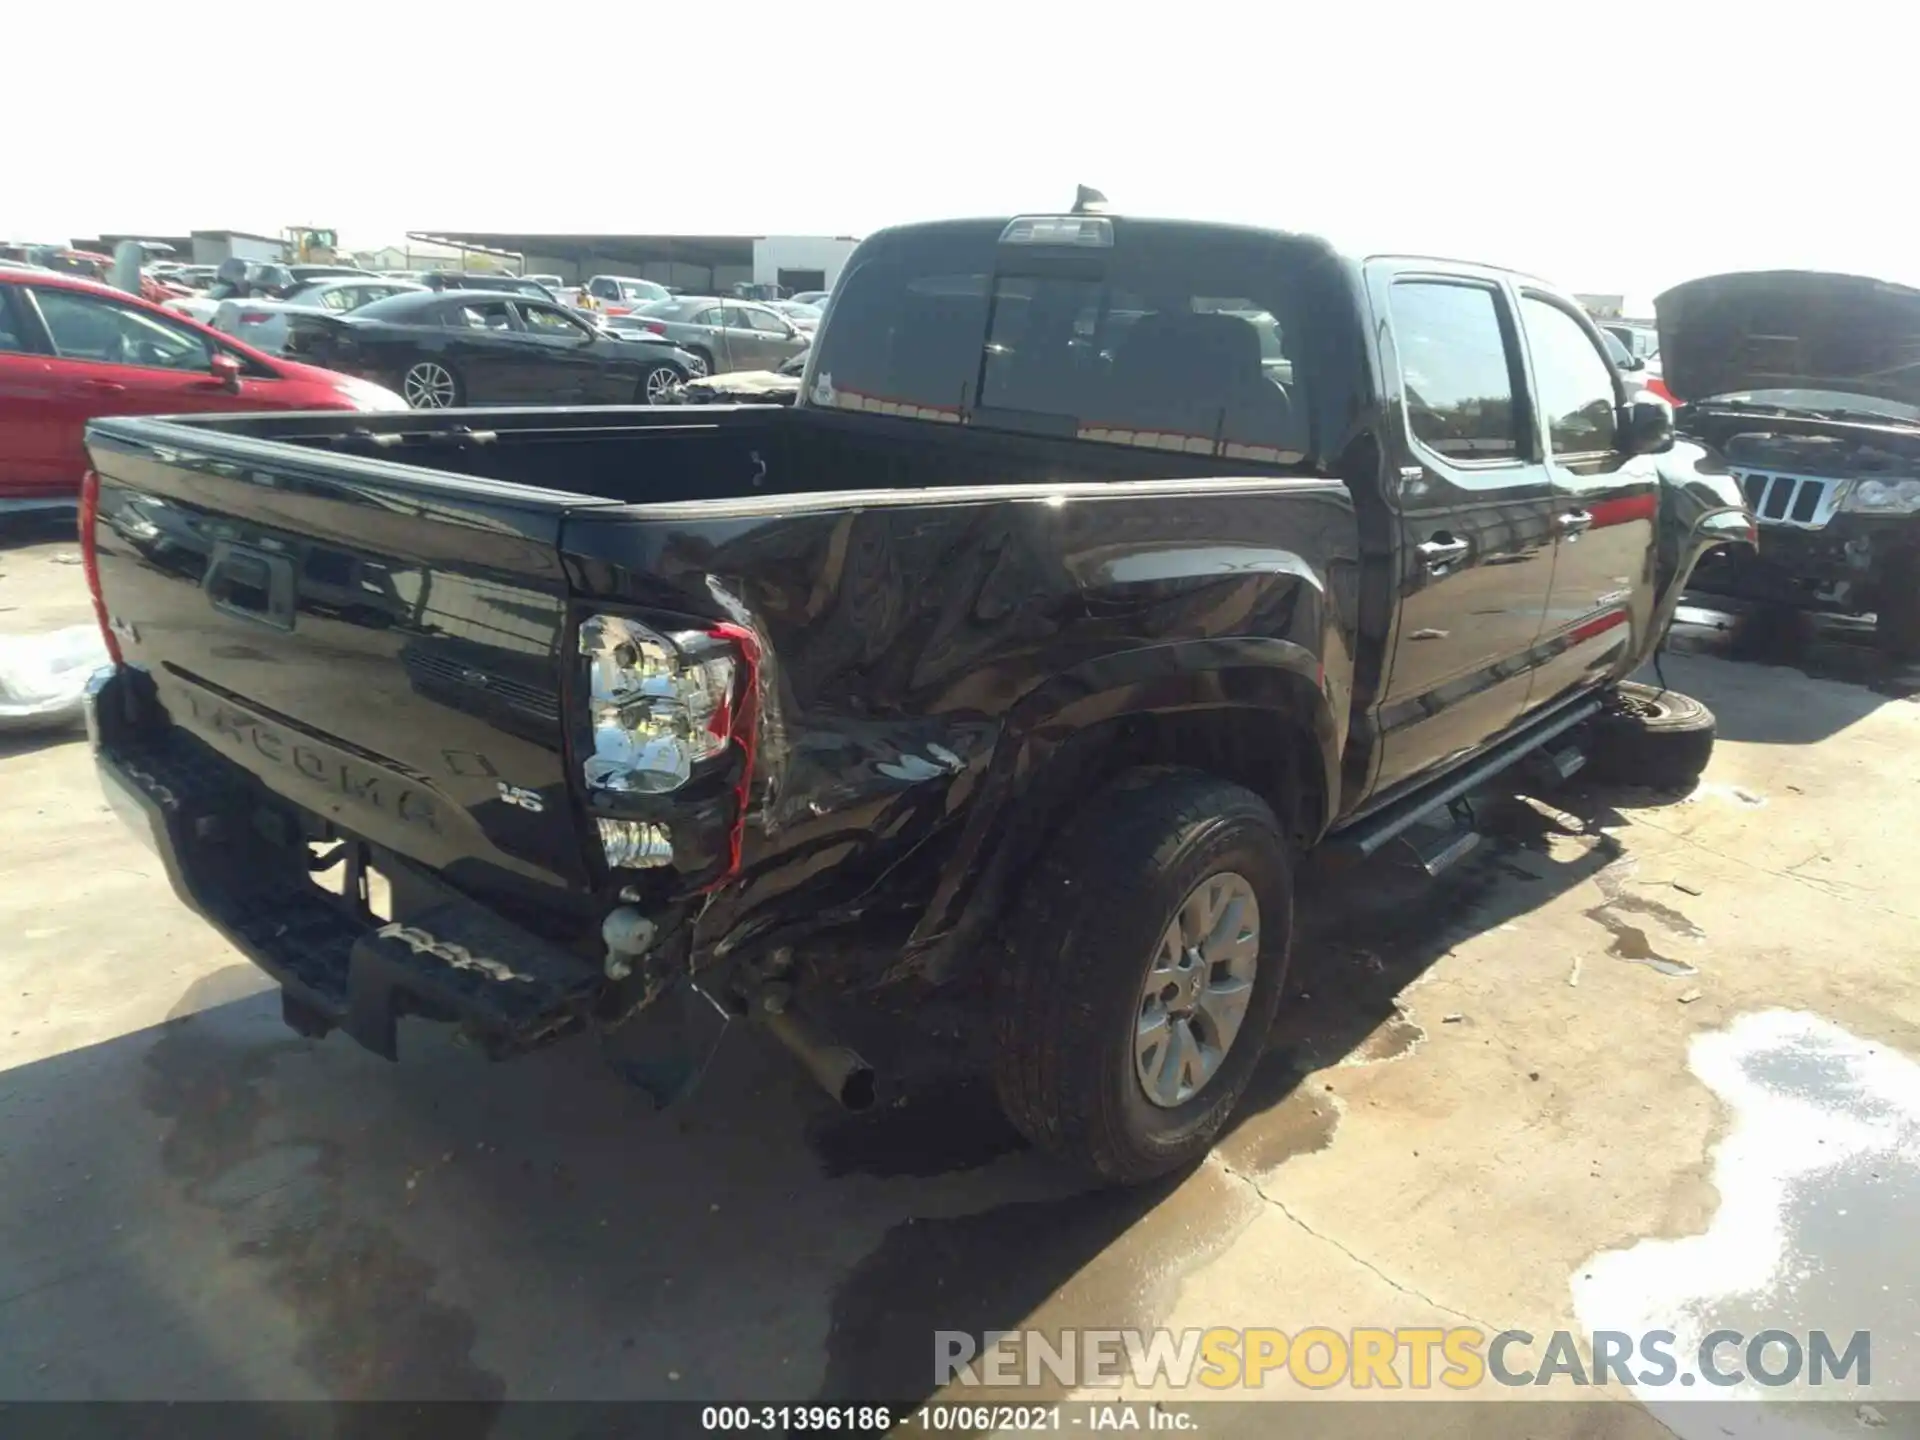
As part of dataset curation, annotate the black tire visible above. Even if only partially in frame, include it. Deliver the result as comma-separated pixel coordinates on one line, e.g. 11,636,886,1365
1873,559,1920,661
992,768,1294,1186
637,363,684,405
1585,681,1716,790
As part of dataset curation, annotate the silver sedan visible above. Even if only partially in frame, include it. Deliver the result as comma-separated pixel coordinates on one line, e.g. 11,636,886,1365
603,298,810,376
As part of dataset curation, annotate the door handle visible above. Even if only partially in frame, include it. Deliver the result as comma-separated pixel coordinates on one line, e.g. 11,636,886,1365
203,541,296,631
1417,535,1470,568
1555,509,1594,535
84,378,128,393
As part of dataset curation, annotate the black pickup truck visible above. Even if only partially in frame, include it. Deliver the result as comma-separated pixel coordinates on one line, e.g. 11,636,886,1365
79,208,1754,1184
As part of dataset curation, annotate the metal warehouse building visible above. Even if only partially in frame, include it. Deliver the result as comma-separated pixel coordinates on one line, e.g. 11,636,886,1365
412,232,859,296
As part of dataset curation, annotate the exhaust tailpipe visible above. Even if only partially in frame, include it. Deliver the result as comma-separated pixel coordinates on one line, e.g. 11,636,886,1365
760,1006,876,1111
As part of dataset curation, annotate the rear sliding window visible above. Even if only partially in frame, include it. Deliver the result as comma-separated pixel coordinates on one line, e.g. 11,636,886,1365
807,222,1345,464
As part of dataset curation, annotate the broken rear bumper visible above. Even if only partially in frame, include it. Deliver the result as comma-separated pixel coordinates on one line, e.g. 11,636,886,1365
86,665,607,1061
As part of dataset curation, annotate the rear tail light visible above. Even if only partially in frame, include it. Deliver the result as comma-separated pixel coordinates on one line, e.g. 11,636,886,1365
640,320,667,335
238,310,273,325
77,469,122,665
579,615,738,792
598,819,674,868
578,614,762,881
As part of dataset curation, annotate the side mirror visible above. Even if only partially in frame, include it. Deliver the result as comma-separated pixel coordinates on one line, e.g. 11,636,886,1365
1621,353,1646,372
1621,396,1674,456
209,351,243,392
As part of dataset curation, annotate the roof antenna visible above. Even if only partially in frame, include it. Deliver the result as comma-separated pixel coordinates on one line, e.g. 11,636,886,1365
1071,185,1109,215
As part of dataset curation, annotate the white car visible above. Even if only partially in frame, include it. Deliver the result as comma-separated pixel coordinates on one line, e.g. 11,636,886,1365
166,262,372,323
211,276,423,354
582,274,672,315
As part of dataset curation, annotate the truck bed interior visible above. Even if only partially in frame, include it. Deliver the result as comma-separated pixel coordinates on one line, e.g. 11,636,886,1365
170,404,1322,507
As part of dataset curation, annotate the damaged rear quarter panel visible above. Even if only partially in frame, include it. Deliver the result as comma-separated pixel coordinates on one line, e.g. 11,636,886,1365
561,478,1359,981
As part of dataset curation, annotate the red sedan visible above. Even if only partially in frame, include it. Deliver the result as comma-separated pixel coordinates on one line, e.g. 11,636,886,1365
0,270,406,504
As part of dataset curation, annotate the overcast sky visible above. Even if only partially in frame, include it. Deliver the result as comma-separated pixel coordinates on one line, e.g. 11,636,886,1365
10,0,1907,310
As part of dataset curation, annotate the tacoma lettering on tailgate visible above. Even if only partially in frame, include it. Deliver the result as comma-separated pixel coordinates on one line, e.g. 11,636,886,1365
183,692,443,834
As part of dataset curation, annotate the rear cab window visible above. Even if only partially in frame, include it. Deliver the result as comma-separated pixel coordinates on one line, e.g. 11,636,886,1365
806,218,1363,466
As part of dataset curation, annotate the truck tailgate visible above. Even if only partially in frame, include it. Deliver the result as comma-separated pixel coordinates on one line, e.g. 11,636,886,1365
84,416,609,899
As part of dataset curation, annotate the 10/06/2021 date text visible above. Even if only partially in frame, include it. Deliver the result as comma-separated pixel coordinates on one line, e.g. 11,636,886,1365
699,1405,1200,1432
909,1406,1199,1431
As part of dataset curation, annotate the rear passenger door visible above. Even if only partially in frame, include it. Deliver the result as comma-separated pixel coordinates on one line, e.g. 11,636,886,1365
440,297,531,402
719,306,777,370
1366,265,1559,796
1516,292,1658,708
512,300,602,403
740,304,808,367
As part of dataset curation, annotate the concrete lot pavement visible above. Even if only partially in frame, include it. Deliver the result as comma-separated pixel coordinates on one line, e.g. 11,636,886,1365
3,533,1918,1432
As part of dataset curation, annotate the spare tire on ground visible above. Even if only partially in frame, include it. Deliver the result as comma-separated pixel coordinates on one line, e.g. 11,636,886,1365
1585,681,1716,791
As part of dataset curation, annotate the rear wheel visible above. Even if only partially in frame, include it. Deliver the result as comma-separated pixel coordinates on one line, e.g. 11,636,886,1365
991,769,1293,1186
401,359,461,409
1586,681,1716,790
685,347,713,378
638,364,683,405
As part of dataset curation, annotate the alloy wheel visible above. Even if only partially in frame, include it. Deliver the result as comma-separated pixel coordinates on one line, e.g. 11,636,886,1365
402,361,457,408
1134,871,1260,1108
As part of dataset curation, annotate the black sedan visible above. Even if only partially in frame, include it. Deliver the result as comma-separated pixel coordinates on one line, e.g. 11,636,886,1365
282,290,700,407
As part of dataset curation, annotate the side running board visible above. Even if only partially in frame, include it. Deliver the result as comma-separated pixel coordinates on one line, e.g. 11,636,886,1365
1325,695,1605,863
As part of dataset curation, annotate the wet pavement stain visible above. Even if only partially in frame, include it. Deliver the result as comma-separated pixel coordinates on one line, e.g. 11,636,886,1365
238,1216,505,1414
1585,859,1703,978
818,1165,1257,1409
141,1008,302,1198
1339,1009,1425,1067
817,1186,1151,1403
141,977,506,1418
1575,1011,1920,1426
1214,1057,1341,1174
1605,892,1706,938
1590,913,1698,977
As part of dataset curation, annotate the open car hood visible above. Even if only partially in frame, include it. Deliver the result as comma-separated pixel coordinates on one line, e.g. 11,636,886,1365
1655,270,1920,411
